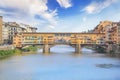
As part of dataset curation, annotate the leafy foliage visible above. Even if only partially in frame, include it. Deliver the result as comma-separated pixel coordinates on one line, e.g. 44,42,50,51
95,46,106,53
0,50,15,59
22,46,38,52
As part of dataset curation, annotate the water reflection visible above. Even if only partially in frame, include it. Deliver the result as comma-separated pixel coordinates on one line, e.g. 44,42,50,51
0,45,120,80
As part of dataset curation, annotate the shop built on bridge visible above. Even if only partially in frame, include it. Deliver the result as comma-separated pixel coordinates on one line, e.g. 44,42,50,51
13,32,106,54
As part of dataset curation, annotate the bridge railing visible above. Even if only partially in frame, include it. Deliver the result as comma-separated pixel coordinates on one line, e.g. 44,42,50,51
22,40,55,45
70,41,102,44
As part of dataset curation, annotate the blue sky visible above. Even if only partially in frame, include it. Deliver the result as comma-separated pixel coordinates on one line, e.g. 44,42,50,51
0,0,120,32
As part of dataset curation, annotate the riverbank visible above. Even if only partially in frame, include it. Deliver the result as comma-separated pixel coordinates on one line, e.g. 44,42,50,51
106,52,120,58
0,50,15,59
0,46,39,59
22,46,38,52
75,46,120,58
0,45,14,50
89,46,120,58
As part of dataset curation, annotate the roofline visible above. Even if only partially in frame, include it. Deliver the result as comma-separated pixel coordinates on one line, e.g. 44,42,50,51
21,32,104,34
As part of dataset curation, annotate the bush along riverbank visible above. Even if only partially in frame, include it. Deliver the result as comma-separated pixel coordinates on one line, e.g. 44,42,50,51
94,46,106,53
107,50,120,58
21,46,38,53
105,44,120,58
0,46,39,59
94,46,120,58
0,50,15,59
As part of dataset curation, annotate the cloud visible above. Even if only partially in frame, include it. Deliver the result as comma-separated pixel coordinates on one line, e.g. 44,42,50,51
29,0,58,29
56,0,72,8
83,16,87,22
0,0,58,30
82,0,118,14
47,25,55,29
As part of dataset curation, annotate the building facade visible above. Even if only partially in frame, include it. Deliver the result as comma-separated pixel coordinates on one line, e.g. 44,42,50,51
13,33,105,48
19,23,37,32
3,22,32,44
108,22,120,44
0,16,37,44
93,21,112,43
94,21,120,44
0,16,3,44
2,22,10,44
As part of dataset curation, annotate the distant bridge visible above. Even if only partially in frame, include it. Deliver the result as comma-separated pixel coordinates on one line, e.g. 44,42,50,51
13,32,105,54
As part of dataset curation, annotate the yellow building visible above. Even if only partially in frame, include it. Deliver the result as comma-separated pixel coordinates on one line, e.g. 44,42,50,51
0,16,3,44
13,32,105,48
109,22,120,44
13,33,55,47
94,21,112,33
70,33,104,44
94,21,120,44
94,21,112,42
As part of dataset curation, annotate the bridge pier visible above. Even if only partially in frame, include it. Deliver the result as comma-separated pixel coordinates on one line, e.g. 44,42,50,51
75,44,81,53
106,44,113,53
106,44,120,53
43,44,50,54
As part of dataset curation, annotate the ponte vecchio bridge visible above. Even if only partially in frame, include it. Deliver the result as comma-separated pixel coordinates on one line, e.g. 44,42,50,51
13,32,105,54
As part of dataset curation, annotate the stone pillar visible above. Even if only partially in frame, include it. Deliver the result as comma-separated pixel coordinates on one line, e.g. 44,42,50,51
106,44,112,53
43,44,50,54
115,44,120,53
75,44,81,53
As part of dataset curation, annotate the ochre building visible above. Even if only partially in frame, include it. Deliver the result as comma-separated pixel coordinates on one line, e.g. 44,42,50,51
13,32,105,48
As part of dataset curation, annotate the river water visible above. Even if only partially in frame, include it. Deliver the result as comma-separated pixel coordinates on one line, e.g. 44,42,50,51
0,45,120,80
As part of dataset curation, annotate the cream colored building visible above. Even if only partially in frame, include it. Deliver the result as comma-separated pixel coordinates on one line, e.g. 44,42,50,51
2,22,10,44
0,16,38,44
6,22,37,44
1,22,27,44
6,22,27,44
0,16,3,44
19,23,37,32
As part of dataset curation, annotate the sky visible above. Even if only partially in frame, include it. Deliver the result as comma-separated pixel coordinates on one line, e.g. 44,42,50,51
0,0,120,32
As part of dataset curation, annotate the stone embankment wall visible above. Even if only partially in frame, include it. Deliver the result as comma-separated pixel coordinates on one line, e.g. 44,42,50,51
0,45,14,50
108,44,120,57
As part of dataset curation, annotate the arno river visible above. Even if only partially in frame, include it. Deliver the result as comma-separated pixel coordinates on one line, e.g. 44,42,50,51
0,45,120,80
